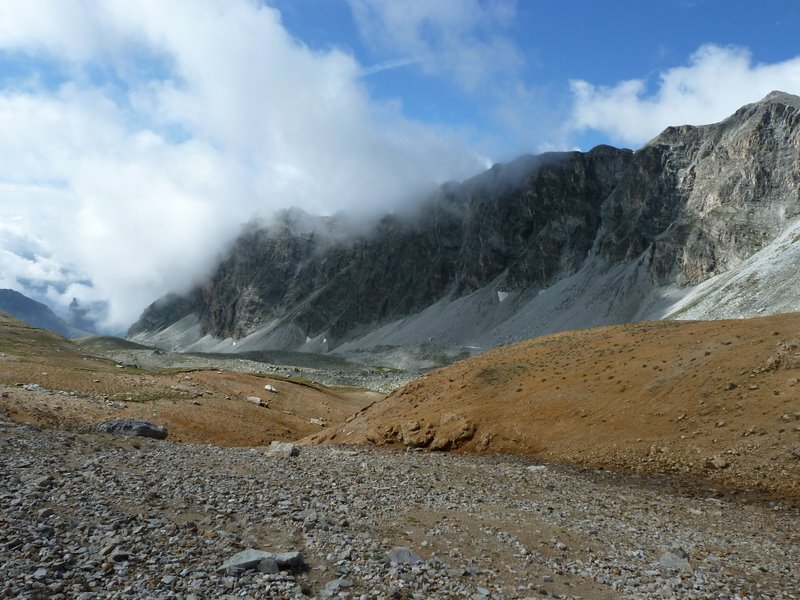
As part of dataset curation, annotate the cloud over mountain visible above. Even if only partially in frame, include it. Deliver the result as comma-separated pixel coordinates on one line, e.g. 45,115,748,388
569,44,800,146
0,0,485,331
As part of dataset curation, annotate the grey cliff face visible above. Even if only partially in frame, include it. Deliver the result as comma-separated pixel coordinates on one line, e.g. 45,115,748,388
131,147,632,345
130,92,800,353
597,93,800,285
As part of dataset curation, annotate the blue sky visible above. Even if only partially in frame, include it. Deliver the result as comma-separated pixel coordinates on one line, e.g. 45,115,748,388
275,0,800,153
0,0,799,330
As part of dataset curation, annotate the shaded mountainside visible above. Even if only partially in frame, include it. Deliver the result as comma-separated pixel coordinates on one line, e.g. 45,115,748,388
0,290,73,338
130,92,800,354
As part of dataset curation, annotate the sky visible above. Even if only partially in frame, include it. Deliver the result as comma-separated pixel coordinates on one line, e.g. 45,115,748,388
0,0,799,333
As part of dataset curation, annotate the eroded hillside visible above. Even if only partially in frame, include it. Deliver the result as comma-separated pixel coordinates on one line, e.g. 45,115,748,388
310,313,800,497
0,312,374,445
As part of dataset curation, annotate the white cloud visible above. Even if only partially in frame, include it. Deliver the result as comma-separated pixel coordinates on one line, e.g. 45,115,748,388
569,44,800,146
0,0,485,331
349,0,521,91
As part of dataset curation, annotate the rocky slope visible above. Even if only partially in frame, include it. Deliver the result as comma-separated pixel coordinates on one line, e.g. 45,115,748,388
3,419,799,599
130,91,800,354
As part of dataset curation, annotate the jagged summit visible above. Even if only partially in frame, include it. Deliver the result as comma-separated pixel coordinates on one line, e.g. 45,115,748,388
758,89,800,107
129,93,800,355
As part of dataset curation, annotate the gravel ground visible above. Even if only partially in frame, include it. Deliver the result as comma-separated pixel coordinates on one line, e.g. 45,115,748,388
2,417,798,599
89,348,415,394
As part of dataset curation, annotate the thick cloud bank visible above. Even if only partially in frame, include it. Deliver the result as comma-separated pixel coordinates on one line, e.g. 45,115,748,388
0,0,485,331
569,44,800,146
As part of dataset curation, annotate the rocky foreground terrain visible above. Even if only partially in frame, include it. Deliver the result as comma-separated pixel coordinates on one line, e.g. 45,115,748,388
3,311,800,597
2,418,799,600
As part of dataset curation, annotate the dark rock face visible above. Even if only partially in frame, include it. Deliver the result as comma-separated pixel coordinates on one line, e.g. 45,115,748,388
128,292,203,335
454,146,630,294
130,92,800,351
131,146,632,344
67,298,98,333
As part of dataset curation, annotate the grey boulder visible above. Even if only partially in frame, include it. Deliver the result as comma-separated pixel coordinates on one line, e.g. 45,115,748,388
659,547,692,572
217,549,305,575
385,546,423,565
265,441,300,457
96,419,167,440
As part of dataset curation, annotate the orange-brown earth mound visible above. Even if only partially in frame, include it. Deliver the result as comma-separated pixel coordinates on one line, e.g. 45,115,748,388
0,312,374,445
310,314,800,497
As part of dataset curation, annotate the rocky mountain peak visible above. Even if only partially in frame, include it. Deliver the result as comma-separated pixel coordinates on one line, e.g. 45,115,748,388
758,89,800,108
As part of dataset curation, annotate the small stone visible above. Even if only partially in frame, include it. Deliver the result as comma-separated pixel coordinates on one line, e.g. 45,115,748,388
660,548,692,572
265,441,299,457
248,396,268,407
217,549,305,575
385,547,423,565
706,455,729,469
110,549,130,563
526,465,548,473
33,568,47,580
256,558,279,574
325,578,353,593
274,551,305,571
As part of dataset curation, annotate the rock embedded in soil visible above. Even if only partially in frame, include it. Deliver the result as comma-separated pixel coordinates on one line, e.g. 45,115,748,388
659,547,693,572
95,418,168,439
217,549,305,575
385,547,424,565
265,440,299,457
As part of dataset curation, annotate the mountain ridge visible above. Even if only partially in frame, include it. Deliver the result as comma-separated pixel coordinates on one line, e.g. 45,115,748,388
0,289,76,338
129,91,800,355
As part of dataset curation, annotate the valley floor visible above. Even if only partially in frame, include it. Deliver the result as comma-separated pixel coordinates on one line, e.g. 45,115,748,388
2,417,798,600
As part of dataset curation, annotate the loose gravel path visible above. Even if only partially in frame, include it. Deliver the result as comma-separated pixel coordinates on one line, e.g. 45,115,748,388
2,418,798,599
